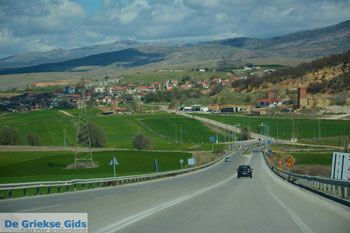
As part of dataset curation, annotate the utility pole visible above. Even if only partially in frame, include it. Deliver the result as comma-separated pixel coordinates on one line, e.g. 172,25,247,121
318,119,321,142
74,78,93,167
180,124,183,144
216,124,219,144
24,128,27,146
175,125,177,143
63,128,66,147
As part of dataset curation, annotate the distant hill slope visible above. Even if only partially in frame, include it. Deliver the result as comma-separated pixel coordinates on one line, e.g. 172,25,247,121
0,49,166,75
215,20,350,57
0,19,349,74
0,41,190,69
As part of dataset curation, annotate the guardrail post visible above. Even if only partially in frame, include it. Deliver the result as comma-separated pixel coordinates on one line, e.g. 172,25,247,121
48,187,51,194
97,182,99,187
345,187,348,199
8,189,12,198
57,186,61,193
332,185,336,195
338,186,342,197
74,184,77,192
82,184,85,190
103,182,106,187
119,180,122,185
36,187,40,196
90,183,92,189
328,184,331,193
323,183,326,192
66,185,69,192
24,188,27,197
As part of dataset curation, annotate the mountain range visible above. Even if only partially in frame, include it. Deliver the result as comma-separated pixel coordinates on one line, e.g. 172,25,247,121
0,19,349,75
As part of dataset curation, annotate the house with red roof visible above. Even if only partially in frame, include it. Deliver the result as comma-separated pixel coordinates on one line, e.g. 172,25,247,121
221,80,232,85
197,81,210,89
149,82,162,89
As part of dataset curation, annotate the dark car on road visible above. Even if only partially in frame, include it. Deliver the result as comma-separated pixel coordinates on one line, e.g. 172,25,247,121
237,165,253,178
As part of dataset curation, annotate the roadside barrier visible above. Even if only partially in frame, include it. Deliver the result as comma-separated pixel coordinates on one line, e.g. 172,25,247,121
0,146,240,199
262,149,350,202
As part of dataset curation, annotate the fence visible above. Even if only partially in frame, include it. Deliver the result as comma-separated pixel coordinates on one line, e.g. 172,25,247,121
261,149,350,202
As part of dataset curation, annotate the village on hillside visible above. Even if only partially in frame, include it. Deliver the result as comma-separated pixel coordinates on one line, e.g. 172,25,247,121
0,67,309,115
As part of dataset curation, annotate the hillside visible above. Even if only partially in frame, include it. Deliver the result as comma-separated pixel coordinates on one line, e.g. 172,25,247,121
232,50,350,107
218,20,350,57
0,19,349,75
0,49,166,75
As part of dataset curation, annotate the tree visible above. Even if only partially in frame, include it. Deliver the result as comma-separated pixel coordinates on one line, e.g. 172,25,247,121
133,133,152,150
239,126,250,141
27,132,42,146
0,127,22,145
81,122,106,147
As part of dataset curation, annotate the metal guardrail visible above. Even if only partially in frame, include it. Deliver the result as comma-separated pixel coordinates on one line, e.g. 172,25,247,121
262,149,350,201
0,146,240,198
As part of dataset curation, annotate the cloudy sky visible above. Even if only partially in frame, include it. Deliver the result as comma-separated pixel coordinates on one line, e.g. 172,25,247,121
0,0,349,58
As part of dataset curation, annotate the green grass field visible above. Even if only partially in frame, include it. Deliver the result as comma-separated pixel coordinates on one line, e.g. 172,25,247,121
0,150,192,184
0,109,224,151
193,113,350,146
291,152,333,165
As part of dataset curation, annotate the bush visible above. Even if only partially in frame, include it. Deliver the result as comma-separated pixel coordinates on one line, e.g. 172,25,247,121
133,133,152,150
239,126,250,141
27,132,42,146
0,127,22,145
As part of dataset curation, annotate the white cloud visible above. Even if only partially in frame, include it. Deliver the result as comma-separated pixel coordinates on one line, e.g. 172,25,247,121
0,0,349,58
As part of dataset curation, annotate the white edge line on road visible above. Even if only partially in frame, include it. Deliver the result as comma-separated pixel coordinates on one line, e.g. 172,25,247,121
19,204,62,213
267,186,314,233
95,195,114,200
99,174,237,233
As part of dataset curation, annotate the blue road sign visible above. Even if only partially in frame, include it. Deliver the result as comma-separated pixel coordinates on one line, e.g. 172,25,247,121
109,156,119,166
210,137,215,142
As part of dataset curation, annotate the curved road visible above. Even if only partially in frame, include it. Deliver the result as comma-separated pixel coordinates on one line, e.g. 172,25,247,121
1,146,349,233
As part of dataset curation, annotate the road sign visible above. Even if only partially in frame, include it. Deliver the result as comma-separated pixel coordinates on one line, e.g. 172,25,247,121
188,158,196,166
109,156,119,177
286,156,293,168
109,156,119,165
331,152,350,180
278,157,283,169
210,137,215,142
180,159,184,170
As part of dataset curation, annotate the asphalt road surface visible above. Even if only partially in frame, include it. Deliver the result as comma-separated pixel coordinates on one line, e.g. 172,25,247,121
1,146,349,233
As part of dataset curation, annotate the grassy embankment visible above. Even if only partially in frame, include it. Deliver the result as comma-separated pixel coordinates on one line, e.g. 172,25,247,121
193,113,350,147
269,143,333,178
0,150,192,184
0,150,192,198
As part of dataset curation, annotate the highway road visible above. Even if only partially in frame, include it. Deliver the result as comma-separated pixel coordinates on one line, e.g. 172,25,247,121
1,146,349,233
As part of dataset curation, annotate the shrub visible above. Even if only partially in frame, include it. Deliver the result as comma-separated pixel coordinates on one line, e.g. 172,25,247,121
27,132,42,146
133,133,152,150
0,127,22,145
